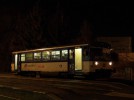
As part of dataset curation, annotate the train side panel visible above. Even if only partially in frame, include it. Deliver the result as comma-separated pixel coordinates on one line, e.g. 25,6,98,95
21,62,68,72
82,61,92,73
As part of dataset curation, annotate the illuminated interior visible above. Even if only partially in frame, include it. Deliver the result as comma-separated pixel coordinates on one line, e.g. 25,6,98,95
15,54,18,70
75,48,82,70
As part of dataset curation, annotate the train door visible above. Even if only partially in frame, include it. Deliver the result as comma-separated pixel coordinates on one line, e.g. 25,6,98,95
68,48,83,75
68,49,75,74
14,54,21,73
75,48,82,71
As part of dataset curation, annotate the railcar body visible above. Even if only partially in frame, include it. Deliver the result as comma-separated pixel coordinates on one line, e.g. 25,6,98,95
11,44,114,78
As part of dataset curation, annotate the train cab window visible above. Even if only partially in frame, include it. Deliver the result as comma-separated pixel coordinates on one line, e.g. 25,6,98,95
83,48,90,60
51,50,60,61
42,51,50,61
89,48,103,60
21,54,25,61
34,52,41,61
61,50,68,60
26,53,33,61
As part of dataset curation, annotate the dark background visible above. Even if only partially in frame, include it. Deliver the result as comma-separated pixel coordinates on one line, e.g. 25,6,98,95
0,0,134,72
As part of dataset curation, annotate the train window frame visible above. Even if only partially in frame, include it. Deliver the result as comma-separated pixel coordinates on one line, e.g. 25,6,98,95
83,47,90,61
61,49,68,61
21,54,25,62
34,52,41,61
88,47,102,61
69,49,74,60
42,51,51,61
51,50,60,61
25,52,33,61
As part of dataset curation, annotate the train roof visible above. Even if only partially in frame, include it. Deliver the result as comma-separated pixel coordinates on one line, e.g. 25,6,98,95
12,44,89,54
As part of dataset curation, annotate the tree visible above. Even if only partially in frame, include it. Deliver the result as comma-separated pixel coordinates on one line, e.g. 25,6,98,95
0,0,47,72
74,20,93,45
8,0,48,51
47,0,66,46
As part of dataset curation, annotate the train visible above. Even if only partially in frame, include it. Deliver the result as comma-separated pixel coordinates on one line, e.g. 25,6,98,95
11,44,114,79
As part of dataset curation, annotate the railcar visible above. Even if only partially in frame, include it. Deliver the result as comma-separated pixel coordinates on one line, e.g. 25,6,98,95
11,44,114,78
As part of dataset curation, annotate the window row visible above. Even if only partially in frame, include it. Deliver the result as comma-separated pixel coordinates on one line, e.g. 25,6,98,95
20,50,68,62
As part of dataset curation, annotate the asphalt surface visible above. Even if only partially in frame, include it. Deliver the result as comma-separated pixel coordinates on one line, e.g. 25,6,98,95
0,73,57,100
96,78,134,86
0,73,134,100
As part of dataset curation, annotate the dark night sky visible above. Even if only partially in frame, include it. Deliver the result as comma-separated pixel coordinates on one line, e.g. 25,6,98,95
0,0,134,70
0,0,134,39
61,1,133,35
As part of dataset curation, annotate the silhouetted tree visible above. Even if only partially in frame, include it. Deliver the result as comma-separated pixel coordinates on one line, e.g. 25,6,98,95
17,0,46,49
74,20,93,45
47,0,67,46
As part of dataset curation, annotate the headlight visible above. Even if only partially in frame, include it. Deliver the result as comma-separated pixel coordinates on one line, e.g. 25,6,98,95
95,61,99,66
109,61,112,66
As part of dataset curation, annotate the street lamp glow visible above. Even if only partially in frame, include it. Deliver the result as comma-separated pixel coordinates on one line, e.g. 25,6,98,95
109,61,112,66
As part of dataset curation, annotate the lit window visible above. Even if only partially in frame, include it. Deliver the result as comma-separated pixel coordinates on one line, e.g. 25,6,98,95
34,52,41,61
42,51,50,61
51,50,60,60
61,50,68,60
26,53,33,61
21,54,25,61
69,50,74,59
